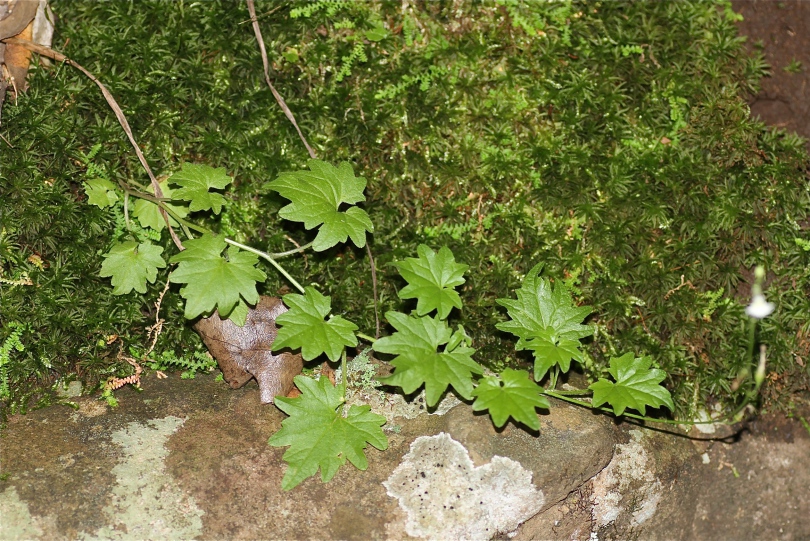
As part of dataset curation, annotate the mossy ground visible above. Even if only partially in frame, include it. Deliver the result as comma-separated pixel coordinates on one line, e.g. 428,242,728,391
1,0,809,418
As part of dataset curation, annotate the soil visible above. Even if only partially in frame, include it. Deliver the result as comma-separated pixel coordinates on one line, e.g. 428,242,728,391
732,0,810,152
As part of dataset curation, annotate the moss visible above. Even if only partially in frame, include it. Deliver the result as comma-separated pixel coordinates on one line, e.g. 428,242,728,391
1,0,808,417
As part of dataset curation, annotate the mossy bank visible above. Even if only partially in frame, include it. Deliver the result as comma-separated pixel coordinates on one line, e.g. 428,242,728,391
1,0,808,418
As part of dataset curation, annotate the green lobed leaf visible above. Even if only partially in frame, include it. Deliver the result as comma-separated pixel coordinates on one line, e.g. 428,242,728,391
169,234,265,319
83,179,119,208
496,264,593,380
227,298,250,327
132,180,190,231
524,337,585,381
471,368,550,430
392,244,469,319
99,241,166,295
268,375,388,491
268,160,373,251
169,163,232,214
273,287,359,361
588,353,675,416
374,311,483,406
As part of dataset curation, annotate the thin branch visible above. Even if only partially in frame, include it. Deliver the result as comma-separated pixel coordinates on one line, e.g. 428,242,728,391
245,0,317,160
2,36,184,251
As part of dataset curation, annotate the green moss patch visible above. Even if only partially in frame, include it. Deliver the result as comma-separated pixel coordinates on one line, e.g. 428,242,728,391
2,0,808,417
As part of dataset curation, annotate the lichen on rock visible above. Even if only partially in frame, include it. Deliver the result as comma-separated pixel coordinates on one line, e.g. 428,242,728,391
591,429,663,530
384,432,544,541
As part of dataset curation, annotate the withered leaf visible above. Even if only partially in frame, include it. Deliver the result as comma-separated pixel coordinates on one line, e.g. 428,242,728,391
194,296,303,404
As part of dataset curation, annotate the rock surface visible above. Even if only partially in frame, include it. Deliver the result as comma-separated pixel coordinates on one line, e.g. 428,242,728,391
1,372,808,540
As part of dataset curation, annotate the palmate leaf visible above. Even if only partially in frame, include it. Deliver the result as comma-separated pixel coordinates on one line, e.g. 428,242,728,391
269,375,388,491
268,160,373,251
132,180,190,231
169,163,232,214
100,241,166,295
525,336,586,381
273,287,358,362
589,353,675,416
496,264,593,380
374,311,483,406
393,244,469,319
83,179,118,208
471,369,550,431
169,234,265,319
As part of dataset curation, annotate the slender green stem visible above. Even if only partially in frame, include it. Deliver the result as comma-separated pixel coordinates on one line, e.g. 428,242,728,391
746,316,756,371
271,242,315,258
541,389,739,427
341,349,348,392
547,388,592,396
123,192,132,235
725,318,763,422
356,332,377,344
340,349,348,417
549,366,559,390
120,186,307,295
224,238,306,294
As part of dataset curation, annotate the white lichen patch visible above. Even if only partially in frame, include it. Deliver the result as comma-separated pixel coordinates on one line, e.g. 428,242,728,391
384,433,544,541
80,416,204,541
0,486,46,540
591,430,662,529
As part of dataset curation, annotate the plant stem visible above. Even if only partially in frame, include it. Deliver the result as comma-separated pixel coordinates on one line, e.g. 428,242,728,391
123,192,132,235
224,238,306,295
356,332,377,344
541,389,740,427
120,186,308,295
270,242,315,258
340,349,348,417
547,388,591,396
549,366,559,390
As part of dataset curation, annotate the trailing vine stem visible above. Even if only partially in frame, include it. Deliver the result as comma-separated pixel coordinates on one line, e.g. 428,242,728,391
116,184,312,294
356,332,377,344
541,389,748,429
223,238,306,295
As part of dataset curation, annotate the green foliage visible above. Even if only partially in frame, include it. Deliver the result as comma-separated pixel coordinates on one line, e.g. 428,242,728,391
5,0,809,419
335,42,367,83
169,163,233,215
0,323,26,401
268,160,373,252
589,353,675,416
273,287,359,362
392,244,468,319
374,312,483,406
146,349,216,379
471,368,549,431
496,265,594,381
290,0,349,20
83,179,119,209
169,234,266,319
268,375,388,490
99,241,166,295
132,180,189,231
783,59,803,74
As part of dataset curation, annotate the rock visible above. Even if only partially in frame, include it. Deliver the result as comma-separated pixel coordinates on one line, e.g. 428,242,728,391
384,433,546,541
1,374,808,541
435,399,620,506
